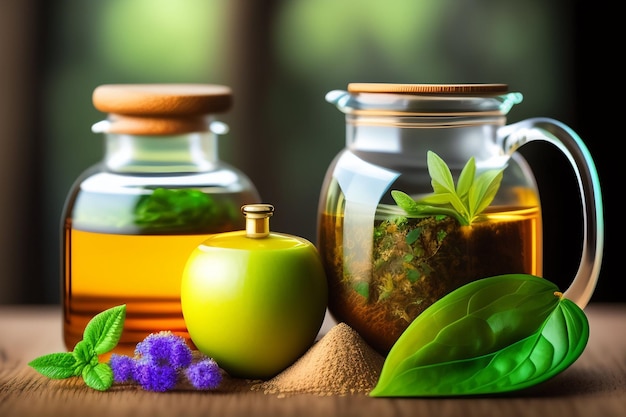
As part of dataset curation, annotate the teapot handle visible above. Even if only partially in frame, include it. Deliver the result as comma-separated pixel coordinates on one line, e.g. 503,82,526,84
498,117,604,308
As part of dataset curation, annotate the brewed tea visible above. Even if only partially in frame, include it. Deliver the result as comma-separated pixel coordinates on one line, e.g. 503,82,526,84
318,203,542,354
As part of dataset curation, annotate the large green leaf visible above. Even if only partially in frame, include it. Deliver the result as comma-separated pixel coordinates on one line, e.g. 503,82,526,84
370,274,589,397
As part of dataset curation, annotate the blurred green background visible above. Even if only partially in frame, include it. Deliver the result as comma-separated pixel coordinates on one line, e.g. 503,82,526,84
0,0,616,304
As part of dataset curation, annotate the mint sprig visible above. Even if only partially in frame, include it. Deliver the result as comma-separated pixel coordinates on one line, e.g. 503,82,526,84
133,188,238,232
391,151,504,226
29,305,126,391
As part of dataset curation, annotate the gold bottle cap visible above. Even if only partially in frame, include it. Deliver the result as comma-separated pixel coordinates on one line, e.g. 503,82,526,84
347,83,509,95
242,204,275,239
92,84,232,135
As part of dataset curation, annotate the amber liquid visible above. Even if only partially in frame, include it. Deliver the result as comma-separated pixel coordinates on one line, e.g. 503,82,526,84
62,183,258,356
63,228,214,355
318,205,542,354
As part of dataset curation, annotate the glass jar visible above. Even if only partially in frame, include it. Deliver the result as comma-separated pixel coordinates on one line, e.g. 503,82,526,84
62,84,261,354
317,83,603,355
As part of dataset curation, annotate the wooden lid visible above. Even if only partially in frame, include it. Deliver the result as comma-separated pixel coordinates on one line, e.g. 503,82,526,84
93,84,232,115
347,83,509,95
92,84,232,135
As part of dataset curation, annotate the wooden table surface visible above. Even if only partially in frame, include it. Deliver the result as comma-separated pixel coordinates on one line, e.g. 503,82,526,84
1,303,625,417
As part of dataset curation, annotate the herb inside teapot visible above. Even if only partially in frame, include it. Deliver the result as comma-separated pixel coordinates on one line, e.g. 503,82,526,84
392,151,504,226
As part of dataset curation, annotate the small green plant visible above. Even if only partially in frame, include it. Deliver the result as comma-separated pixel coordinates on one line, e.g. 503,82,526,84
29,305,222,392
392,151,504,226
29,305,126,391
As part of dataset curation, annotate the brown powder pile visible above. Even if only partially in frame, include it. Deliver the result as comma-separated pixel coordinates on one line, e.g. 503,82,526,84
252,322,385,397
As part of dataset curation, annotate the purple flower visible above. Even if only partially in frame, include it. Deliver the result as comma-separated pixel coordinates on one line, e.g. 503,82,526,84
109,354,136,383
185,358,222,390
108,332,222,392
135,331,192,369
134,359,177,392
169,340,193,369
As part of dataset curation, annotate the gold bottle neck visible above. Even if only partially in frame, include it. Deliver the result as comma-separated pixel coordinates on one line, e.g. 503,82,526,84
242,204,275,238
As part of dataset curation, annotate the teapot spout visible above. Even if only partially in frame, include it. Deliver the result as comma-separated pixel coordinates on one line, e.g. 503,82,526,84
499,92,524,114
325,90,351,108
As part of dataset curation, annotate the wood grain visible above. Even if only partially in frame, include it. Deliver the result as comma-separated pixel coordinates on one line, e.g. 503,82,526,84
1,304,625,417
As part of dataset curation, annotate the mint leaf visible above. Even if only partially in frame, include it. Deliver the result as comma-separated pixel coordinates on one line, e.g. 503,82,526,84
82,363,114,391
83,304,126,355
134,188,238,232
29,353,77,379
72,340,97,375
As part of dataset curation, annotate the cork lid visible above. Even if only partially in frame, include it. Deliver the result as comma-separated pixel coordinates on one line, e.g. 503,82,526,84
347,83,509,96
92,84,232,135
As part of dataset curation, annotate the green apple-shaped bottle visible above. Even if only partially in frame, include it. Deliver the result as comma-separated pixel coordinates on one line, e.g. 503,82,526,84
181,204,328,379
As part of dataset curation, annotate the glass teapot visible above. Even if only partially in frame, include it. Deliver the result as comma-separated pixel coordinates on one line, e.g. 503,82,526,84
317,83,603,355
